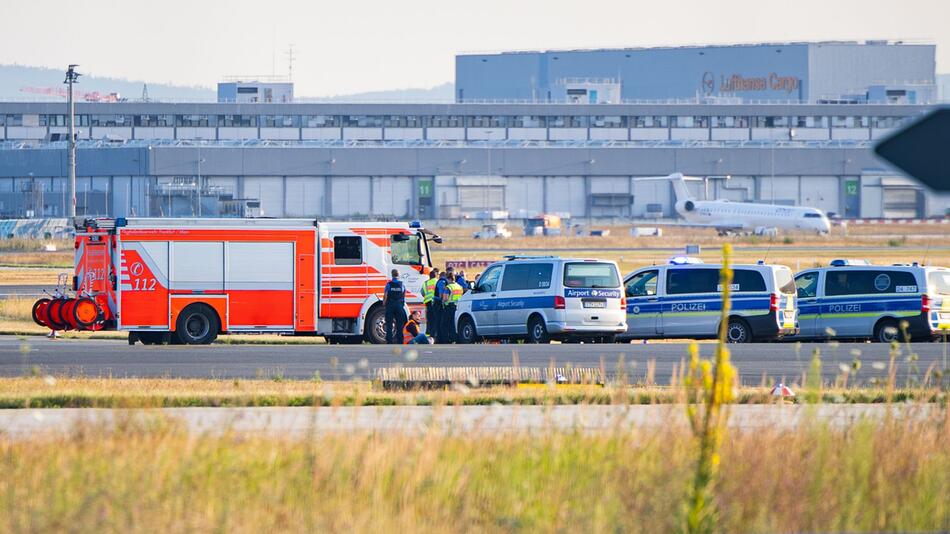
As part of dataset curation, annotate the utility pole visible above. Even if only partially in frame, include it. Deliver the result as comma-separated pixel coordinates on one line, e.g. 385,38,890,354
64,64,80,218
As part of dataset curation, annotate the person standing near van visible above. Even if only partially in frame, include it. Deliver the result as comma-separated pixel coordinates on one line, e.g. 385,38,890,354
422,268,440,336
431,271,448,343
383,269,407,344
441,275,464,343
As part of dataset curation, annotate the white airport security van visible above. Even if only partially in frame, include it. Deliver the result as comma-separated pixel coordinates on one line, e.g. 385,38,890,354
455,256,626,343
792,260,950,342
620,258,798,343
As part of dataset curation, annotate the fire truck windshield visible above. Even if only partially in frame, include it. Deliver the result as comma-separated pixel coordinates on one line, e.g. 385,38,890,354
391,234,424,266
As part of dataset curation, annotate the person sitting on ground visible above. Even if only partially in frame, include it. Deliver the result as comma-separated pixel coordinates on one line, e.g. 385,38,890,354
403,310,430,344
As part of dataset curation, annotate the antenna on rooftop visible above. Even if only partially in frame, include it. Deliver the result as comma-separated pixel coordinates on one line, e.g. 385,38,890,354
286,44,296,81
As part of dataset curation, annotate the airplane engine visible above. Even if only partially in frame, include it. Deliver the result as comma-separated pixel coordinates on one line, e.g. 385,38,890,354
677,200,695,212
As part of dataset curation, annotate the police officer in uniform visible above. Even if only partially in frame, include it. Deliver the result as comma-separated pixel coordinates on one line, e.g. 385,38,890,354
441,273,463,344
433,270,449,343
382,269,407,344
422,268,440,336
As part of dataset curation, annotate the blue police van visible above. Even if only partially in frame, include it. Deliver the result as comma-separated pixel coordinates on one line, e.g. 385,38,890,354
620,258,798,343
792,260,950,342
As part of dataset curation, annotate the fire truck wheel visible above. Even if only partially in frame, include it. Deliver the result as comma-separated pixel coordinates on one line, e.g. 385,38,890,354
175,304,220,345
364,306,387,345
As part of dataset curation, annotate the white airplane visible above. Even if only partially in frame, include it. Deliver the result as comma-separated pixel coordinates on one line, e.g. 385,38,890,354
636,173,831,235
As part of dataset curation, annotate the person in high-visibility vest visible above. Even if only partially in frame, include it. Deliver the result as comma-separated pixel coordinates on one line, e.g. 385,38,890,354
403,310,430,344
422,268,439,337
440,277,464,344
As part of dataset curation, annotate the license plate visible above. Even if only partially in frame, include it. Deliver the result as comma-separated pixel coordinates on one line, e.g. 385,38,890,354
583,300,607,309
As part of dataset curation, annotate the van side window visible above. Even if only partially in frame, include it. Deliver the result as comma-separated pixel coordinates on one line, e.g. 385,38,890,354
501,263,553,291
825,270,918,296
625,270,658,297
476,265,502,293
795,272,819,298
333,236,362,265
667,268,719,295
732,270,767,292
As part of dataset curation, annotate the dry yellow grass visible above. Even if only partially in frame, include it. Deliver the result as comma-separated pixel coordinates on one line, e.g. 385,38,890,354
0,405,947,532
0,376,943,409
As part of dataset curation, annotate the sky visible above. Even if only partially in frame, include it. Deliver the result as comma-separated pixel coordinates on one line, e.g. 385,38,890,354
0,0,947,97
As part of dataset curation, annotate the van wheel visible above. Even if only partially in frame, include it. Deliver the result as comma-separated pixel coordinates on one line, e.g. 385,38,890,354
726,318,752,343
599,334,618,344
175,304,219,345
364,306,387,344
457,316,478,344
527,316,550,344
874,319,901,344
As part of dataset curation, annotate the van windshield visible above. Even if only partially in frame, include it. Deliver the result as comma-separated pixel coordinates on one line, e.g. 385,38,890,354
563,262,620,288
775,268,796,295
929,271,950,295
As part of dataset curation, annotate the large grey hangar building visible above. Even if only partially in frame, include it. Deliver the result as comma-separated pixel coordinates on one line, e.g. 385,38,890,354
0,41,946,222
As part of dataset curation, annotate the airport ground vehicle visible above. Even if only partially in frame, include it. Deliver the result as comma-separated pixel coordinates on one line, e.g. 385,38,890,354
620,259,798,343
792,260,950,342
523,214,565,236
31,217,439,345
454,256,626,344
472,223,512,239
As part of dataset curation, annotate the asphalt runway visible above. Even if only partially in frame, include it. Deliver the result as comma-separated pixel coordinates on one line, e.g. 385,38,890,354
1,335,946,386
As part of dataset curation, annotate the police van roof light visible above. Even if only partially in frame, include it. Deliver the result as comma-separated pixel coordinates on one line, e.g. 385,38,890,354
830,259,871,267
669,256,703,265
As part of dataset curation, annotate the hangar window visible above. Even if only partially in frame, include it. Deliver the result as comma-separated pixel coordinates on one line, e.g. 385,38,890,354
467,115,506,127
343,115,383,127
303,115,340,127
90,115,134,127
671,116,708,128
871,116,904,129
427,115,463,127
509,116,544,128
753,116,788,128
714,116,748,128
218,114,257,127
384,115,421,127
631,116,668,128
40,115,68,127
547,116,588,128
591,115,625,128
134,115,174,127
792,116,828,128
260,115,298,127
176,115,214,127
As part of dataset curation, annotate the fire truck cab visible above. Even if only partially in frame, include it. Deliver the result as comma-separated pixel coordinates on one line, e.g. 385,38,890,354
46,217,439,345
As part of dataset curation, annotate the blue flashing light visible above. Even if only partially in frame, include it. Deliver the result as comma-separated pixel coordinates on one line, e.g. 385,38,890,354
409,220,422,229
115,217,128,227
830,258,871,267
669,256,703,265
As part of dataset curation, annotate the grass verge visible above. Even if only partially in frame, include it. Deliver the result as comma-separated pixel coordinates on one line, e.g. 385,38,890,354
1,409,948,532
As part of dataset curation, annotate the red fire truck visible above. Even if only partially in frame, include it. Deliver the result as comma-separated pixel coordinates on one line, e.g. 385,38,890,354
31,218,441,345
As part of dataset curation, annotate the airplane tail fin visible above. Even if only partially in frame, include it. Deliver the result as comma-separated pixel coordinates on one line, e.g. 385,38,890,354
667,173,693,203
632,173,698,203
